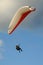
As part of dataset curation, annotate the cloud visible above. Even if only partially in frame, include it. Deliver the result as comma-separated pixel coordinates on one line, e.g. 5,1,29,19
32,10,43,28
0,40,5,60
0,40,3,47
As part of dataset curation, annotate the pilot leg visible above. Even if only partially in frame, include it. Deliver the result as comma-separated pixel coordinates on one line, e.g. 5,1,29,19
19,50,20,53
20,48,22,51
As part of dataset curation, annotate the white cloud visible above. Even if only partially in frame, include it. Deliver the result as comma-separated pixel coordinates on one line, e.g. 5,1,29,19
0,40,3,47
0,40,5,60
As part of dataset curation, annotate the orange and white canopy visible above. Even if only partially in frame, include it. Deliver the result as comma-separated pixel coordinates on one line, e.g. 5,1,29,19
8,6,36,34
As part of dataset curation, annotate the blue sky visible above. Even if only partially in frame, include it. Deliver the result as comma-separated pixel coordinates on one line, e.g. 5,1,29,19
0,0,43,65
0,27,43,65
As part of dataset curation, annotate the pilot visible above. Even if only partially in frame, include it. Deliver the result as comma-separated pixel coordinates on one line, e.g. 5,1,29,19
16,45,22,53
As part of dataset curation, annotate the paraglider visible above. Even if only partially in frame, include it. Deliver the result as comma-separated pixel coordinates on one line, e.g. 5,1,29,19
8,6,36,34
16,44,22,53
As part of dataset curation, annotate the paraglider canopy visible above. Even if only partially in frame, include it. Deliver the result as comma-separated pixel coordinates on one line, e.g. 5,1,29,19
8,6,36,34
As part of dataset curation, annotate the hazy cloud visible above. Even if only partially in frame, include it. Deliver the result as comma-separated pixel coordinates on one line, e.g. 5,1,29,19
0,40,5,60
0,40,3,47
